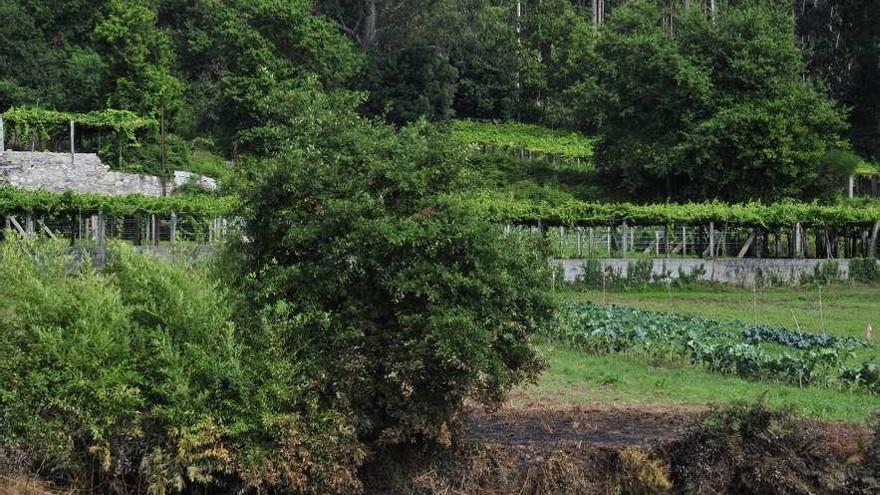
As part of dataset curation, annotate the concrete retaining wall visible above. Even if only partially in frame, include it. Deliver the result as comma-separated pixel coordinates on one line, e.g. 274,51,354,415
556,258,854,286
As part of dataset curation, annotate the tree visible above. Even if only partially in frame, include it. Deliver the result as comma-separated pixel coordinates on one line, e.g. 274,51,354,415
520,0,601,128
590,0,848,202
224,104,556,445
798,0,879,161
95,0,184,117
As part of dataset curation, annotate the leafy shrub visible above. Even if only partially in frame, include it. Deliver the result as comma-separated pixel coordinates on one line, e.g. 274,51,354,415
576,258,606,288
626,258,654,288
225,118,556,447
0,237,364,494
803,259,843,286
675,263,707,287
850,258,880,285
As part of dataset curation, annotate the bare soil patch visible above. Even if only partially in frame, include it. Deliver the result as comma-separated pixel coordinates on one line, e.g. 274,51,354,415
467,404,706,449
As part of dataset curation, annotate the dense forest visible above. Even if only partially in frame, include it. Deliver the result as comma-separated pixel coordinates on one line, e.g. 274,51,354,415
1,0,876,201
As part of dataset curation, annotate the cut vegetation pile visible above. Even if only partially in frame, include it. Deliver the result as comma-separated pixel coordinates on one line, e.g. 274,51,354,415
362,403,880,495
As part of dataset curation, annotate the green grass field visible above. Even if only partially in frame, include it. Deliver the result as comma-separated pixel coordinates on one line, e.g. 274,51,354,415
523,285,880,422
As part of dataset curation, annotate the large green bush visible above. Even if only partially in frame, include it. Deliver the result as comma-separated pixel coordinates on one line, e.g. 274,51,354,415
225,116,557,446
0,238,364,494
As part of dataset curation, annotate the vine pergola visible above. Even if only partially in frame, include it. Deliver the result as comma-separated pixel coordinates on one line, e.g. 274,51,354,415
0,107,157,167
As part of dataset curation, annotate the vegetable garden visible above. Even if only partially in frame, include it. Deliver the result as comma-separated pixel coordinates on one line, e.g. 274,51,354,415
556,304,880,394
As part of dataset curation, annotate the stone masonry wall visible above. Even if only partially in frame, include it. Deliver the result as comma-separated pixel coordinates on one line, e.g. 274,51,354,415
0,151,217,196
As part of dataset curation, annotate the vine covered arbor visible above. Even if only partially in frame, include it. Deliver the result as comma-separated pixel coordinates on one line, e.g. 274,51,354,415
467,194,880,260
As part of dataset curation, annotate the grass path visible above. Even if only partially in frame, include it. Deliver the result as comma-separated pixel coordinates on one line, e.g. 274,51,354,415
522,346,879,423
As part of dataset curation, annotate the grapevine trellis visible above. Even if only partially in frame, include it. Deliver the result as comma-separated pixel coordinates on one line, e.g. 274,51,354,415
0,188,234,256
0,107,157,168
468,193,880,259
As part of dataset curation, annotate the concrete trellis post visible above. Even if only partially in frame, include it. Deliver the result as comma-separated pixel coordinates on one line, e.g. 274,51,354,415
25,213,35,236
95,210,106,267
621,222,628,257
682,225,687,257
589,227,594,257
96,211,105,246
0,115,5,152
70,119,75,165
606,226,611,257
170,212,178,244
708,222,715,258
870,222,880,259
795,223,803,258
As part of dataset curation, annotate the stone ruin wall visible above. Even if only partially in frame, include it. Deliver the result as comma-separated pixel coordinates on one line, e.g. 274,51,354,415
0,151,217,196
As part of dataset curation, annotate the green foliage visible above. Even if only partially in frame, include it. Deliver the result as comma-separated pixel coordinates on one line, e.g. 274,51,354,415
2,107,157,150
94,0,184,116
225,115,556,446
519,0,601,130
850,258,880,284
584,1,848,202
556,303,876,392
802,260,844,286
0,237,365,494
451,120,596,161
0,187,235,217
456,191,880,228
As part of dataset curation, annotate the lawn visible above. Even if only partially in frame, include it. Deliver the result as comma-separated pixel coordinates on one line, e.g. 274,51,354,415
518,347,879,423
522,284,880,423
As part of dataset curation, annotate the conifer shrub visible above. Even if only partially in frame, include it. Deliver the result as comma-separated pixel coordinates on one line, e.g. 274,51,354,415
0,237,364,494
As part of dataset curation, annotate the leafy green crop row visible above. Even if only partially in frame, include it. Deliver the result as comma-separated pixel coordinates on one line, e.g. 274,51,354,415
557,304,879,393
454,191,880,228
451,120,596,159
0,187,236,217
